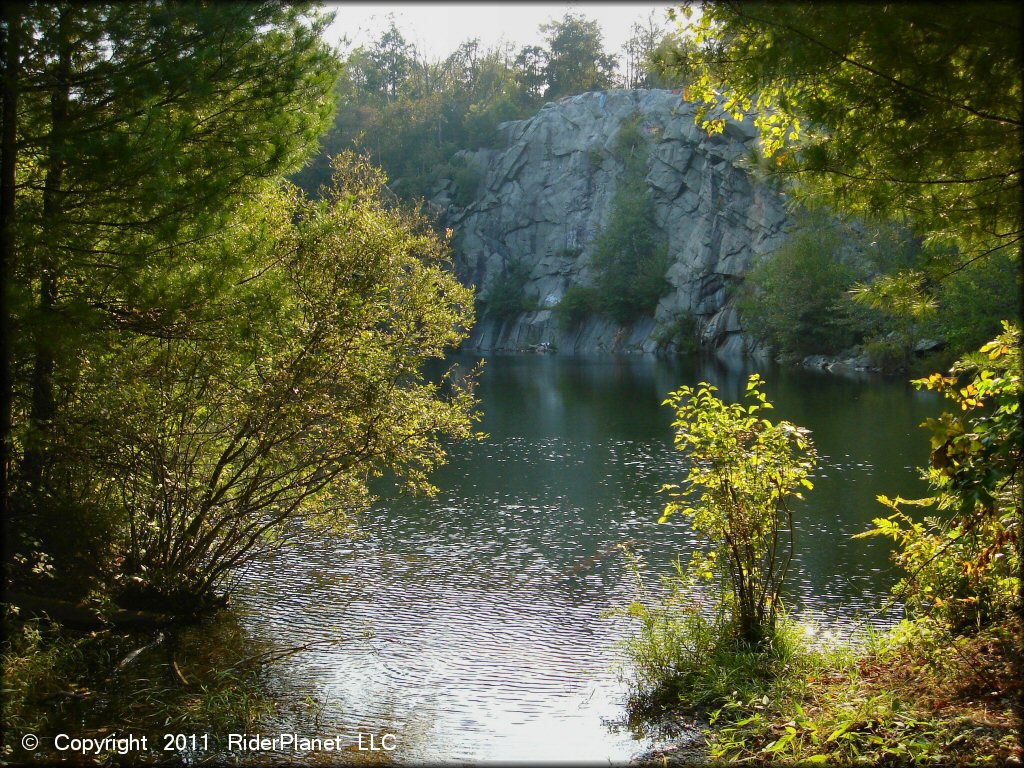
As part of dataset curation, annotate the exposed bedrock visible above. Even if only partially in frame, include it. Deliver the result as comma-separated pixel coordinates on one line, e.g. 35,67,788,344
433,89,788,357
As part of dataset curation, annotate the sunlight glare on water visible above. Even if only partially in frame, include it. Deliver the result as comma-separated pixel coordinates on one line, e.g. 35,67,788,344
236,353,940,762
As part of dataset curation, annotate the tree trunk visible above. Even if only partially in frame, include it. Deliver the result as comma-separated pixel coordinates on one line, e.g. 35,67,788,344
22,7,71,493
0,4,21,521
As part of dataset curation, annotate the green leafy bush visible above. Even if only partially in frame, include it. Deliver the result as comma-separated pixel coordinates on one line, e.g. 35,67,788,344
485,259,532,322
737,212,875,357
660,374,818,645
655,311,699,353
554,284,598,330
450,161,482,206
862,335,906,372
61,155,478,611
857,323,1022,632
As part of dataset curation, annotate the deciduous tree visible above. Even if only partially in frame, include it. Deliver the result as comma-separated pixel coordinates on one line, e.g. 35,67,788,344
621,11,671,89
540,13,617,100
668,2,1022,268
92,157,478,610
660,375,817,645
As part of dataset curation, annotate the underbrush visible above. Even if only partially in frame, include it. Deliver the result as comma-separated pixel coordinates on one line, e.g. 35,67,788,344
615,557,851,725
0,609,89,741
617,560,828,718
706,617,1021,764
618,567,1021,765
1,606,277,763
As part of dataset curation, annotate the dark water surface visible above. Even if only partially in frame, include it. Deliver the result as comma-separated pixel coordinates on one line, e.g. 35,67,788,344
236,353,941,763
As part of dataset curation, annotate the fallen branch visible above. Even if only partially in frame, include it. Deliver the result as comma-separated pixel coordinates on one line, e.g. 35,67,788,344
113,631,165,674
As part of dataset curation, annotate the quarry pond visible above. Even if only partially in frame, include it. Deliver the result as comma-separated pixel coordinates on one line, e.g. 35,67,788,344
230,353,942,763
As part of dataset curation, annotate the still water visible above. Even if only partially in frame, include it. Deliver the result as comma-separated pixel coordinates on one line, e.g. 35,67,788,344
235,353,941,763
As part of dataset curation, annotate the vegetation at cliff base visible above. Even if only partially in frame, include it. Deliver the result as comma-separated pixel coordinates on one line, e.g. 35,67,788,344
737,209,1020,368
484,258,533,323
737,211,875,358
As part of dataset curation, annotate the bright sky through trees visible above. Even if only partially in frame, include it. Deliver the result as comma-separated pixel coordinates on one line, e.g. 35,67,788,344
322,2,675,61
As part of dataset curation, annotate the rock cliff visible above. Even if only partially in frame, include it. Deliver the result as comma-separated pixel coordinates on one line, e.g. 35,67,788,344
434,89,788,356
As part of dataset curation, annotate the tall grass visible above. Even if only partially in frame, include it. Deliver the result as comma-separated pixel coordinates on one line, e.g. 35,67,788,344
619,572,841,718
614,557,1020,763
1,608,277,762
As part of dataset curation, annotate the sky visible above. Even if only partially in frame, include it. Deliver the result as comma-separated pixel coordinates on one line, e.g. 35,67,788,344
321,3,679,62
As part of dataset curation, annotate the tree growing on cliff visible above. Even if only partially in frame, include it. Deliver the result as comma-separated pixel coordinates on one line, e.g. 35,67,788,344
540,13,617,100
591,176,670,324
588,115,670,324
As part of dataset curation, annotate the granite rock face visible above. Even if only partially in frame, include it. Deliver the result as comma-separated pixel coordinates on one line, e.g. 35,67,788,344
434,89,788,356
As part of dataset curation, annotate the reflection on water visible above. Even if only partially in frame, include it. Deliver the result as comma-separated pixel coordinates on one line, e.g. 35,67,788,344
236,353,941,762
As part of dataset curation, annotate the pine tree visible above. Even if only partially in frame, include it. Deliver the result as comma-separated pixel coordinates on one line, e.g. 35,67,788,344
2,2,341,592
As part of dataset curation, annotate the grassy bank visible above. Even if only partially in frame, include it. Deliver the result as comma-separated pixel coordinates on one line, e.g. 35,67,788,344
623,327,1021,765
619,571,1021,765
1,606,275,763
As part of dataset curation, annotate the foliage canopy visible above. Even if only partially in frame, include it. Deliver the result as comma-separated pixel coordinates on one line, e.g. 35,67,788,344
540,13,618,100
670,2,1023,267
2,5,478,610
99,158,478,607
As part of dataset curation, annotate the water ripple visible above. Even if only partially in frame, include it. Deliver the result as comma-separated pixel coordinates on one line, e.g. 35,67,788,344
234,355,938,762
